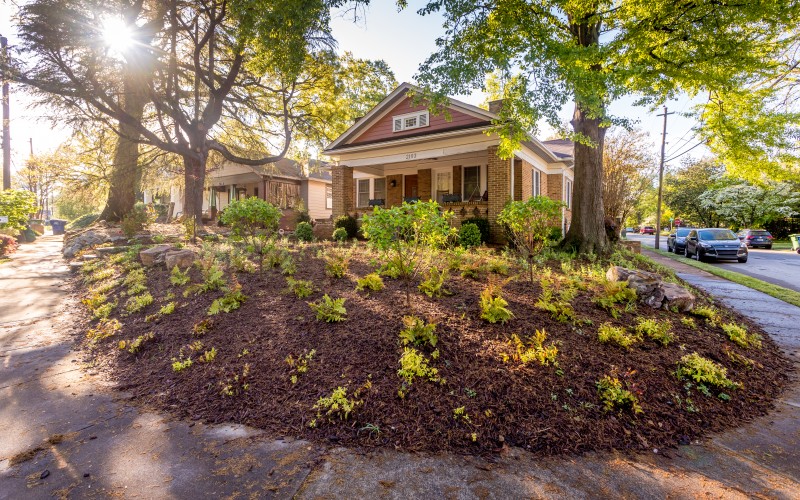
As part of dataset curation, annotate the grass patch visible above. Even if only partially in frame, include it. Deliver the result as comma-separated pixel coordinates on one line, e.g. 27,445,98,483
648,247,800,308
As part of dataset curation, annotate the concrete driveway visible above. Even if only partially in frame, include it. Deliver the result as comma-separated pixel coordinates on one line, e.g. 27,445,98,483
2,236,800,498
627,233,800,292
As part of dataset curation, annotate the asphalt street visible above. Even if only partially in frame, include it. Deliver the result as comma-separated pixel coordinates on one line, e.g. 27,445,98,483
626,233,800,293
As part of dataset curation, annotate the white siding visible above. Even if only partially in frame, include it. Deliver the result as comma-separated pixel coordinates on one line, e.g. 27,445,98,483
306,180,332,220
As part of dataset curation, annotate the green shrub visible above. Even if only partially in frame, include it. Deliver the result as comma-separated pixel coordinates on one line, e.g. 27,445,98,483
399,315,438,348
356,273,384,294
676,353,739,389
220,197,281,255
458,223,482,248
286,277,314,298
497,196,564,281
119,332,155,354
313,386,362,421
208,283,247,315
159,302,176,315
334,215,359,239
594,281,637,319
309,294,347,322
462,217,489,243
397,347,442,398
0,189,37,231
125,292,153,313
597,322,640,349
87,318,122,343
332,227,348,242
506,330,558,366
120,202,157,238
323,250,349,278
418,267,450,298
691,305,719,325
535,278,577,324
635,318,674,346
167,265,189,287
597,375,643,414
722,323,762,349
480,282,513,324
295,221,314,242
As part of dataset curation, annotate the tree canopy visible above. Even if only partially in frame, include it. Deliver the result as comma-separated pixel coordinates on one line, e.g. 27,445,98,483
409,0,800,254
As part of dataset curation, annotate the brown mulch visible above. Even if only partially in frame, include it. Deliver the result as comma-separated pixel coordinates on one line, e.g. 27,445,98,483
74,243,793,457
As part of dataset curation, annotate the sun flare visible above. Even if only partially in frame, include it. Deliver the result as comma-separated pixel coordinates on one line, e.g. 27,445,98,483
101,18,134,55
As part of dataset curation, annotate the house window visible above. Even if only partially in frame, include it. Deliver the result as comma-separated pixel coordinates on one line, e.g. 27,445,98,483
463,166,480,200
325,185,333,209
392,111,430,132
357,179,370,208
533,170,541,197
373,178,386,202
435,171,451,203
565,179,572,209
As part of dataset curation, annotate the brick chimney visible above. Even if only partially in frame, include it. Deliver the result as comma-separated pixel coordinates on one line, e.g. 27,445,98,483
488,99,504,114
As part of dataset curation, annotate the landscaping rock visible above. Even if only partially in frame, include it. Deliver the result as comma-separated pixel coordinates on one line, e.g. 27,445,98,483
96,246,129,255
139,245,172,267
606,265,694,310
165,249,197,269
63,231,107,259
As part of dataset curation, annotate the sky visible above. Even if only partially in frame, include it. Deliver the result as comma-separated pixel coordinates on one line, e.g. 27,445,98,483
1,0,705,175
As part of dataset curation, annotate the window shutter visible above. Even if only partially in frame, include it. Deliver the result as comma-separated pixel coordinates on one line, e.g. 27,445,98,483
418,113,428,127
394,118,402,132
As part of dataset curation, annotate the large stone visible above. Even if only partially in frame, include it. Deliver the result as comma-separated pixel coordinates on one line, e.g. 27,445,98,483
63,230,106,259
139,245,172,267
607,266,660,297
165,249,197,269
661,282,695,312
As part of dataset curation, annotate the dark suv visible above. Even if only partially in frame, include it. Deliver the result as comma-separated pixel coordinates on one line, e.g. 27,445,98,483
737,229,774,249
685,228,748,263
667,227,692,254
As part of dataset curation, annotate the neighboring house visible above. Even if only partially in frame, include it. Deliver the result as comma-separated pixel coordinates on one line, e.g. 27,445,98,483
322,83,574,242
169,158,333,221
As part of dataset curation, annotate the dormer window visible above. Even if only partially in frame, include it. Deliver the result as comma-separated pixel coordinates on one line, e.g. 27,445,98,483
393,111,429,132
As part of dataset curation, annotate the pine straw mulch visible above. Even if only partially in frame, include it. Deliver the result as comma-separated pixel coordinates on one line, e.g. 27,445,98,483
73,242,792,457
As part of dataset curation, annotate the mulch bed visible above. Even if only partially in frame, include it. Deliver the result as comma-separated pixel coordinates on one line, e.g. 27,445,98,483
74,242,793,456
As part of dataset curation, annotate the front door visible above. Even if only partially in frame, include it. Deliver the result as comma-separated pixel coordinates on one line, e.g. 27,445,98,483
405,175,418,199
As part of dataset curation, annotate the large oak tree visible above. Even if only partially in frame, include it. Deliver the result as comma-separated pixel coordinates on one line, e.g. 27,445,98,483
409,0,799,254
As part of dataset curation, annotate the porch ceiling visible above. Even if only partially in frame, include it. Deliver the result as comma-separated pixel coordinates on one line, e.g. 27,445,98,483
207,172,261,186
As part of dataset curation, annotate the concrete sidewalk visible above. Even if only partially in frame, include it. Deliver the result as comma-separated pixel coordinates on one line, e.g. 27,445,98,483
1,237,799,498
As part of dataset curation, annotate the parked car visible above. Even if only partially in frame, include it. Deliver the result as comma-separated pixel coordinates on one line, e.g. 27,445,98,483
737,229,774,249
641,226,655,235
624,227,635,234
667,227,692,254
684,228,748,263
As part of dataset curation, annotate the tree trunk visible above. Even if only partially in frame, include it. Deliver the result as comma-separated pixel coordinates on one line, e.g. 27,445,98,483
560,102,611,255
183,153,208,227
98,72,147,222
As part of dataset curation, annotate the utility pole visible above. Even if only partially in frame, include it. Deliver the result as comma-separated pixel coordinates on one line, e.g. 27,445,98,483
29,138,33,156
654,106,674,250
1,35,10,190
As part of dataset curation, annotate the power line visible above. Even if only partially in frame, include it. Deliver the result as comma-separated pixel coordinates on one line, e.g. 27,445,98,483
665,141,705,162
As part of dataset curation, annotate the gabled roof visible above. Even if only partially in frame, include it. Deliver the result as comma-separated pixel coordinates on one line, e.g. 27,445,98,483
324,82,498,153
540,139,574,160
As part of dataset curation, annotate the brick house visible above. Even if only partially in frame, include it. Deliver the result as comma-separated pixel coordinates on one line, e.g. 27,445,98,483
323,83,574,242
169,158,333,221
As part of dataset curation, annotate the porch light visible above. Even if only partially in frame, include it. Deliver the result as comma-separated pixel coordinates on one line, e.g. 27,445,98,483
390,179,397,188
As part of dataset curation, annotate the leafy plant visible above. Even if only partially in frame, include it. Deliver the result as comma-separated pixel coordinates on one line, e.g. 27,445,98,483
0,189,37,231
171,357,193,372
309,294,347,322
497,197,565,282
397,347,442,398
286,349,316,384
198,347,217,363
280,253,297,275
286,277,315,298
480,281,513,324
677,353,739,390
220,198,281,257
355,273,384,294
378,260,405,278
323,248,350,278
462,217,490,243
313,386,362,421
332,227,348,242
186,260,225,296
92,301,117,320
334,214,359,239
120,202,157,238
691,305,720,325
505,330,558,366
535,277,578,324
119,332,155,354
453,406,472,423
597,375,643,414
722,323,762,349
635,318,674,346
597,322,640,349
125,292,153,313
458,222,482,248
295,221,314,242
192,319,213,336
594,280,637,319
220,363,251,397
361,201,456,309
399,315,438,348
418,266,450,298
208,280,247,315
86,318,121,343
680,317,697,329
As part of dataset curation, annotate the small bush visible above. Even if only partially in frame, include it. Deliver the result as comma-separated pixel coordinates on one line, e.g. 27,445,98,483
677,353,739,389
334,215,359,239
313,386,362,421
172,357,193,372
120,202,157,238
399,315,438,348
220,198,281,255
480,282,513,324
356,273,384,294
462,217,489,243
397,347,442,398
635,318,674,346
506,330,558,366
208,282,246,315
198,347,217,363
323,250,349,278
458,223,482,249
379,260,404,278
125,292,153,313
691,305,719,325
159,302,176,315
597,375,643,414
87,318,122,343
594,281,637,319
535,279,577,324
295,221,314,242
286,277,314,298
497,196,564,261
0,234,18,257
681,317,697,329
418,267,449,298
332,227,348,242
722,323,762,349
119,332,155,354
597,322,640,349
309,294,347,322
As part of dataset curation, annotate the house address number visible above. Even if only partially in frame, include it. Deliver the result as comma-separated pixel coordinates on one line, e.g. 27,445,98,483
405,153,417,160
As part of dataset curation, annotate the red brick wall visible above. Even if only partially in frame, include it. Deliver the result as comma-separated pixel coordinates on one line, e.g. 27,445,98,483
331,166,353,218
386,174,403,207
418,169,432,201
487,146,511,243
351,94,487,145
452,165,462,197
